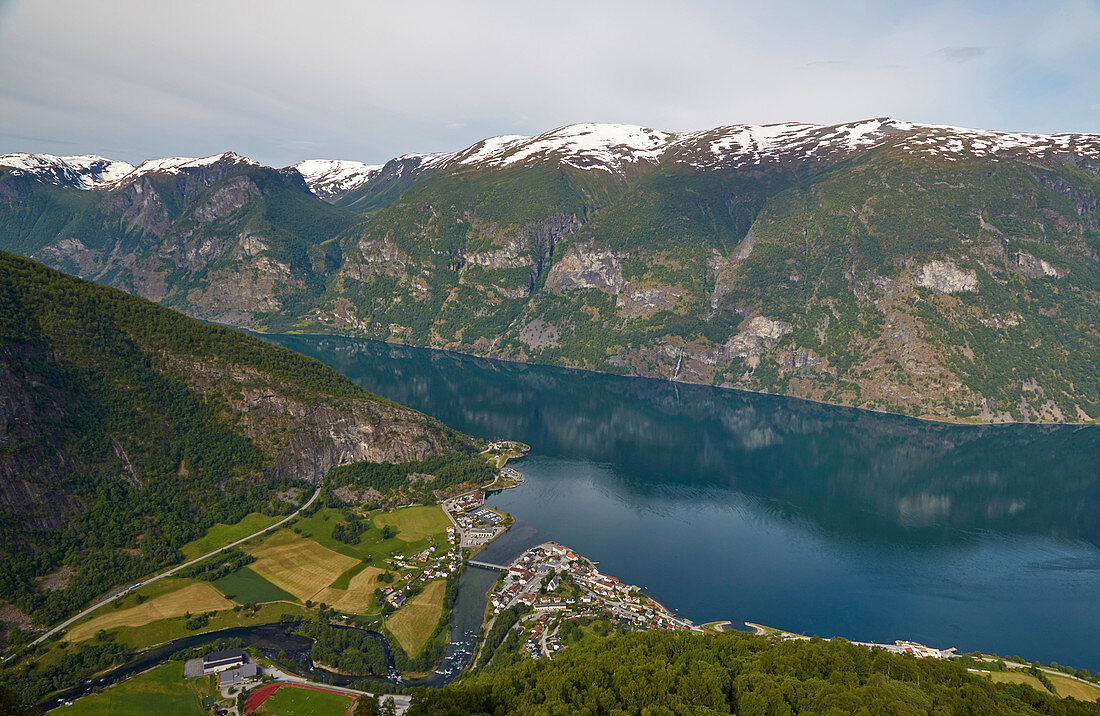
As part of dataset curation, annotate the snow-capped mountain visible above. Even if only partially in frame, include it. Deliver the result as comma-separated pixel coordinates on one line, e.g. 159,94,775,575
300,118,1100,198
0,151,261,191
119,151,259,182
6,119,1098,200
292,159,384,200
0,153,135,189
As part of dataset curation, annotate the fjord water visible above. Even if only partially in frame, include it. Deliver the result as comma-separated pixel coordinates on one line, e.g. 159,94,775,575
267,334,1100,669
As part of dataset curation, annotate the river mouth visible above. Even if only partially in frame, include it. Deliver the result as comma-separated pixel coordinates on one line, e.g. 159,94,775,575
261,333,1100,671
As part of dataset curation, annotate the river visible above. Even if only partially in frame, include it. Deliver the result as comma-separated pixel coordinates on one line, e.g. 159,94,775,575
265,333,1100,671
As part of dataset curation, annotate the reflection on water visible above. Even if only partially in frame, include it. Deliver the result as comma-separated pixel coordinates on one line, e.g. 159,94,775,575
263,334,1100,668
269,334,1100,546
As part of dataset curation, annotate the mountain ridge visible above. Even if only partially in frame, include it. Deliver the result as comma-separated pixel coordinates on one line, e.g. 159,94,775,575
2,116,1098,424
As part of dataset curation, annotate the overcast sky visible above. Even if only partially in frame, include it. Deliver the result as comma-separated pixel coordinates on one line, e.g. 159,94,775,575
1,0,1098,167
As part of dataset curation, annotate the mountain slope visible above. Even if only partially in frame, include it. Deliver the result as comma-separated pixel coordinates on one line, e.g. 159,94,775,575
2,118,1099,422
0,251,474,627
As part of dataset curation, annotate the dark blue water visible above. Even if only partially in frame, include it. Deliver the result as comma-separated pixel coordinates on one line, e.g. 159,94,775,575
266,334,1100,670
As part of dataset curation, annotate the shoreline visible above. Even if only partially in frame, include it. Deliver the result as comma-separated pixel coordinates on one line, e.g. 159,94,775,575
252,328,1099,428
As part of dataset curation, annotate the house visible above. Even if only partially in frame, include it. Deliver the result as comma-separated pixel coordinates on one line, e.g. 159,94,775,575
202,648,247,674
218,663,260,687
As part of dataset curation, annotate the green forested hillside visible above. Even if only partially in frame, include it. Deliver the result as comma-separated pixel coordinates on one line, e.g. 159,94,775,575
3,121,1099,423
410,630,1098,715
0,251,472,629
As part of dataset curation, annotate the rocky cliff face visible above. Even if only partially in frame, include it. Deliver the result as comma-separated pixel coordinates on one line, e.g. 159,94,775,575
3,119,1099,423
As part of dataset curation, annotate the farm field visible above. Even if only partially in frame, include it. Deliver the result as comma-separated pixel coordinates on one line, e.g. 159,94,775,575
984,671,1052,694
292,506,448,564
386,579,446,656
247,530,358,601
54,662,213,715
180,513,280,560
110,603,307,649
311,565,384,614
372,505,450,542
1048,674,1100,701
66,581,233,643
214,566,297,604
247,683,354,716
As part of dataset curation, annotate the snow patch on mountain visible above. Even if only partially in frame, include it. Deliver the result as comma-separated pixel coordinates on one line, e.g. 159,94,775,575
119,152,258,181
294,159,383,199
0,153,135,188
454,124,674,173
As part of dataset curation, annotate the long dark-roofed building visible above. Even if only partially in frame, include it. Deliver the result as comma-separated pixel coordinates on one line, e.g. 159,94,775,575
202,648,247,674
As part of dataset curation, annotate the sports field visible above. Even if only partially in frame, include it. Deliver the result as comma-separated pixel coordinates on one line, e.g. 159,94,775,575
245,683,354,716
54,662,213,715
311,565,384,614
372,505,450,542
67,581,233,642
1048,674,1100,701
180,513,280,559
248,530,359,601
387,579,446,656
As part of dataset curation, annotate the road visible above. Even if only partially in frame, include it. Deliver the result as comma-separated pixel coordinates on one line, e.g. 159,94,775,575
21,486,321,652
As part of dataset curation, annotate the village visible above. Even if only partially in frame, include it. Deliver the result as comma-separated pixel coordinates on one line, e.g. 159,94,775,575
484,542,699,660
376,442,521,612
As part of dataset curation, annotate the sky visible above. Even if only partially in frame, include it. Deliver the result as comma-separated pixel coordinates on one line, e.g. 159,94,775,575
1,0,1098,167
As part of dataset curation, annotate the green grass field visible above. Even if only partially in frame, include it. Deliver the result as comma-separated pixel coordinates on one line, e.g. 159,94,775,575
372,505,450,542
180,513,280,560
291,507,437,563
257,685,355,716
214,566,297,603
53,662,214,715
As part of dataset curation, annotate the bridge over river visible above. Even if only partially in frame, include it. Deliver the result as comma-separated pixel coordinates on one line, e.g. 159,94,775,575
468,559,509,571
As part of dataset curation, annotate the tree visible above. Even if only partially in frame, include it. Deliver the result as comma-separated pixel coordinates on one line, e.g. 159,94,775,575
354,696,382,716
380,696,397,716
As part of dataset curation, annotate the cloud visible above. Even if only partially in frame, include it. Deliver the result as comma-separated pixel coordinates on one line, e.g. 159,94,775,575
0,0,1096,166
938,46,987,63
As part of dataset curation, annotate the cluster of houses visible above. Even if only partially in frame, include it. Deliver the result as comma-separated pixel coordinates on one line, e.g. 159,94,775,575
380,532,463,611
522,615,563,659
443,491,507,548
488,543,699,646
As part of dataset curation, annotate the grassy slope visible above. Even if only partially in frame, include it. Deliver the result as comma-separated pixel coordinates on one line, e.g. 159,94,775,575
53,662,212,716
180,513,280,560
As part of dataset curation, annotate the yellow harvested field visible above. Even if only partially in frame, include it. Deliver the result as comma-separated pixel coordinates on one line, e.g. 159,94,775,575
372,505,450,542
67,582,232,642
1049,674,1100,702
311,566,384,614
248,530,358,601
387,579,445,656
984,671,1052,694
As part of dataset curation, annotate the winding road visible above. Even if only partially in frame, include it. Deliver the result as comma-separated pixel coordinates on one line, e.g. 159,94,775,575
19,487,321,653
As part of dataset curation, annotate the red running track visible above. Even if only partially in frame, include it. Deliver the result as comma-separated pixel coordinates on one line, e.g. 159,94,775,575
243,682,360,714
